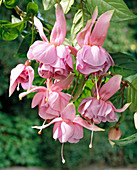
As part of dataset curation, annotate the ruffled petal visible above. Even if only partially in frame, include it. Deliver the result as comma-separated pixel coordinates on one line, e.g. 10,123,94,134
68,124,83,143
27,41,57,64
21,66,34,90
59,122,74,143
50,4,66,45
53,122,62,140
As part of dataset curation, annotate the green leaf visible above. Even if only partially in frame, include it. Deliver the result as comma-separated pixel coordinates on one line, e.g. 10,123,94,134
42,0,54,10
89,0,137,21
71,9,84,48
111,133,137,146
72,75,87,102
110,53,137,77
26,2,38,16
4,0,19,8
127,77,137,112
14,33,34,58
60,0,74,14
0,21,24,41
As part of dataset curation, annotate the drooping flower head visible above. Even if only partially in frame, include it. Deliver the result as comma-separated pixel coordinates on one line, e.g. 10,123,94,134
32,103,104,163
19,74,74,120
9,60,34,96
27,4,74,80
78,75,130,124
76,7,114,77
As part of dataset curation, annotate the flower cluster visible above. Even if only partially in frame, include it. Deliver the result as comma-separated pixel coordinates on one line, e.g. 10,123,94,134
9,4,130,163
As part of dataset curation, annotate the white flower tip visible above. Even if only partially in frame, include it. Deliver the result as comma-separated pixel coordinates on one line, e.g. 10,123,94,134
89,144,92,149
62,159,65,164
9,92,11,97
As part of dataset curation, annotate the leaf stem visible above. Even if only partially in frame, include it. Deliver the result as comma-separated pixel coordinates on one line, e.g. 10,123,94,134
87,0,92,15
71,75,87,102
71,73,80,98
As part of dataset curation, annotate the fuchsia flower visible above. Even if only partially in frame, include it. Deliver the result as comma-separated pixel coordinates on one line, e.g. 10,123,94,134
32,103,104,163
78,75,130,124
76,7,114,77
19,74,74,120
9,60,34,96
27,4,73,80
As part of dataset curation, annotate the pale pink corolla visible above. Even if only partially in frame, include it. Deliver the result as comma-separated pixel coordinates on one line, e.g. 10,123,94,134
78,75,130,124
19,74,74,120
9,61,34,96
76,7,114,77
27,4,74,79
32,103,104,163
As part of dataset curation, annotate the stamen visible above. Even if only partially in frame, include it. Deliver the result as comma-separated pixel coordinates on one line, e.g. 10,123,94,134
89,123,94,149
17,83,20,91
38,119,46,135
95,73,99,100
47,78,52,90
45,98,48,102
61,143,65,164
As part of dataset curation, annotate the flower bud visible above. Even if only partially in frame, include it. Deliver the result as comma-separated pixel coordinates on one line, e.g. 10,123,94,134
108,127,122,147
134,112,137,129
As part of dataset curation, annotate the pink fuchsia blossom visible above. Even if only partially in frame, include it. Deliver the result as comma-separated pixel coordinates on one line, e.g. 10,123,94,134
9,60,34,97
32,103,104,163
27,4,74,80
78,75,130,124
19,74,74,120
76,7,114,77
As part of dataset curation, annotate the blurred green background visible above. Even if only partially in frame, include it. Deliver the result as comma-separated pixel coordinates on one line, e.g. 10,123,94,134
0,0,137,169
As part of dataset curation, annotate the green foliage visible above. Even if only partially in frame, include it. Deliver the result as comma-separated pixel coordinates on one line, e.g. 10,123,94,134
71,9,84,48
61,0,74,14
88,0,137,21
127,77,137,112
42,0,55,10
0,0,137,168
4,0,19,8
14,33,34,58
110,53,137,77
26,2,38,16
0,20,24,41
111,133,137,146
0,110,41,168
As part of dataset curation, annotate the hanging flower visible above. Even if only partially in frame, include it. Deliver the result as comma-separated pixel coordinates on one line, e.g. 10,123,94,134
27,4,74,80
9,60,34,96
78,75,130,124
32,103,104,163
19,74,74,120
76,7,114,77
